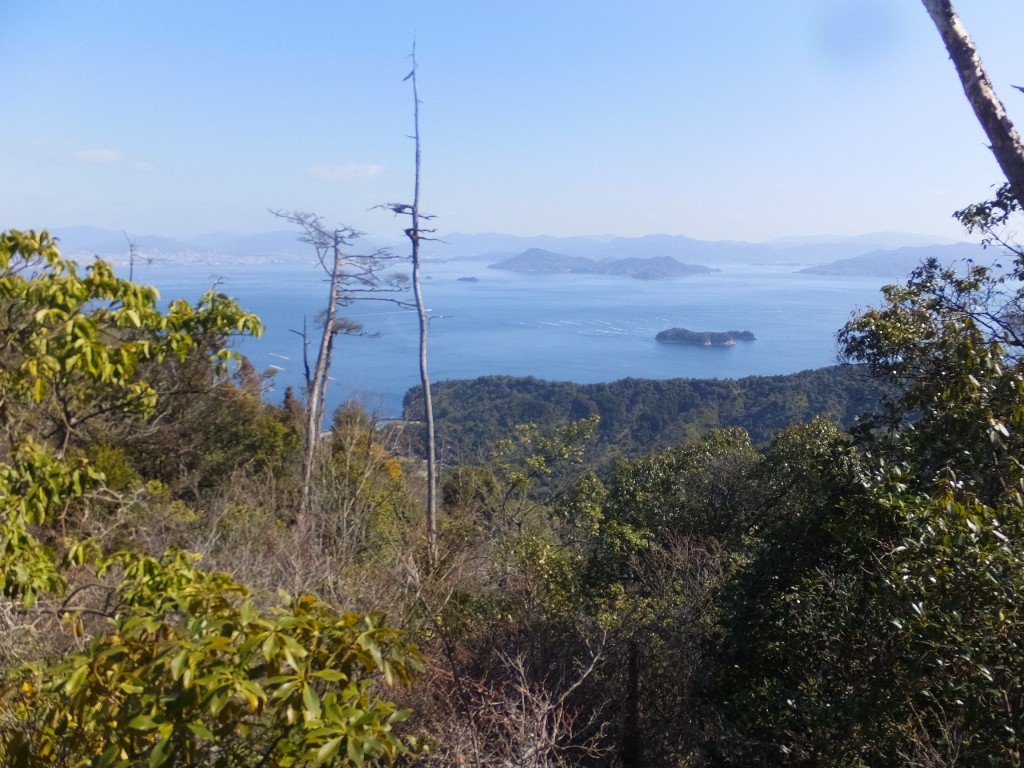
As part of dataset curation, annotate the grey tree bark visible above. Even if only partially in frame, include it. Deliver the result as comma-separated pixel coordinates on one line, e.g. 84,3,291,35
406,54,439,570
273,211,398,526
292,226,348,526
384,50,439,569
922,0,1024,208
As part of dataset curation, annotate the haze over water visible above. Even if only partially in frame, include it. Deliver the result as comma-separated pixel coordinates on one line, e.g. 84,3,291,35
139,258,888,419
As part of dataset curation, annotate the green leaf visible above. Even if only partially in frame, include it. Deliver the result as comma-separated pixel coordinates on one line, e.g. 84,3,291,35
240,599,258,625
208,688,230,716
128,714,159,731
347,735,365,767
149,737,172,768
170,649,189,680
186,721,215,740
96,745,122,768
262,632,281,660
63,664,89,695
302,684,322,721
312,669,347,682
387,708,413,725
317,736,343,764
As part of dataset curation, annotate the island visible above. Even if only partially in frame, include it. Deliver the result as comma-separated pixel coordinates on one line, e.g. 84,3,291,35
490,248,715,279
457,276,480,282
798,242,984,277
656,328,756,346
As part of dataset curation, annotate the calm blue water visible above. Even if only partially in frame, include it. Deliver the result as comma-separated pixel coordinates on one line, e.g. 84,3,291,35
135,259,889,419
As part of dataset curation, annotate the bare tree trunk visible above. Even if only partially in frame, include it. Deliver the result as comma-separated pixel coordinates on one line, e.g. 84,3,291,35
123,232,138,283
406,55,439,570
274,210,398,527
922,0,1024,208
299,235,343,525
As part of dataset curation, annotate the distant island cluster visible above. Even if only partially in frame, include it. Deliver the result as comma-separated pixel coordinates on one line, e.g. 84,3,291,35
656,328,756,347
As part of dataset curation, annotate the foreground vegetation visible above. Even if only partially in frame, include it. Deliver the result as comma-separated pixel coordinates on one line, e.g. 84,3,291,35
2,185,1024,766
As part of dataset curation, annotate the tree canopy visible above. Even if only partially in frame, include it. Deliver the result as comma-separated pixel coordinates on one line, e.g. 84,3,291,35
0,231,422,767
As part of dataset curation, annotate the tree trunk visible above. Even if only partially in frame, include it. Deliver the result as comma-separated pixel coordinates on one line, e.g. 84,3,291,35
922,0,1024,208
299,236,343,525
620,638,643,768
412,244,438,569
406,53,439,570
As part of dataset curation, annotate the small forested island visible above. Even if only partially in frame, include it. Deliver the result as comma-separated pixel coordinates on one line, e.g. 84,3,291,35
656,327,756,346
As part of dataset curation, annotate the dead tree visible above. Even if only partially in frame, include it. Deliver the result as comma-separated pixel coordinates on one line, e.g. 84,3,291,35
384,48,440,570
922,0,1024,208
122,232,151,282
272,210,401,525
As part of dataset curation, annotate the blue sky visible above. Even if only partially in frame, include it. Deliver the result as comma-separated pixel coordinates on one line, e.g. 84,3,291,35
4,1,1023,242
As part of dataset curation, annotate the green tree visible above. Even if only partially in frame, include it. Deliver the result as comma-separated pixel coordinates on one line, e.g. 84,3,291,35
569,428,761,766
833,204,1024,762
0,229,258,603
839,255,1024,504
2,551,422,768
707,194,1024,763
706,419,881,766
0,230,261,459
0,231,423,766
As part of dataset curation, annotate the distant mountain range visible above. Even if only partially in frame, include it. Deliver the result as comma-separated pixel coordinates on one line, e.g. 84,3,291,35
41,225,991,272
428,231,969,267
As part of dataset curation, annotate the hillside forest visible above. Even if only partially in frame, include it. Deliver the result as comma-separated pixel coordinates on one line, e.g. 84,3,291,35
1,178,1024,768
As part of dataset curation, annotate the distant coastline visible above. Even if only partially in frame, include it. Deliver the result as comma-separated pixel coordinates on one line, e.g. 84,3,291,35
49,226,971,272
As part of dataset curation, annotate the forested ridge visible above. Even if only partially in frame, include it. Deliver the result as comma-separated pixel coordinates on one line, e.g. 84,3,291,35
403,365,886,465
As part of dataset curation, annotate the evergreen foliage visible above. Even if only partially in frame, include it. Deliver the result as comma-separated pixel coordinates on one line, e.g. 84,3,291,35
405,365,885,463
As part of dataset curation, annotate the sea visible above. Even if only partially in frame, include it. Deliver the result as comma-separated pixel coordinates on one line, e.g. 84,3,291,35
134,258,892,420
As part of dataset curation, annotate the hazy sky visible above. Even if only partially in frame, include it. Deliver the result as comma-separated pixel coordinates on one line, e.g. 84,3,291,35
4,1,1023,242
